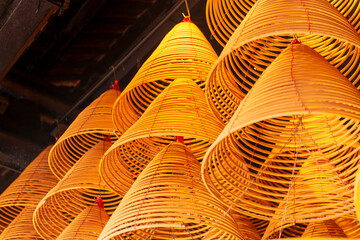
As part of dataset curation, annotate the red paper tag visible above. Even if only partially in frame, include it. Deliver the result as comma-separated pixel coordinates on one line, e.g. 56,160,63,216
174,136,185,144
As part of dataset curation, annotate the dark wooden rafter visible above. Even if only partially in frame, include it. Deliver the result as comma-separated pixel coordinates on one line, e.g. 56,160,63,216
0,0,58,82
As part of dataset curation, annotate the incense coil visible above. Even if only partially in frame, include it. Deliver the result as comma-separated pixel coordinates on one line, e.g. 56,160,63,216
262,220,307,240
334,215,360,238
56,204,110,240
48,88,120,179
98,142,244,240
301,220,347,238
259,149,355,222
355,167,360,223
202,44,360,222
265,220,347,239
276,220,348,240
33,141,122,240
112,18,218,134
206,0,360,123
230,212,261,240
0,146,57,233
100,78,224,195
0,207,43,240
249,217,269,236
206,0,360,46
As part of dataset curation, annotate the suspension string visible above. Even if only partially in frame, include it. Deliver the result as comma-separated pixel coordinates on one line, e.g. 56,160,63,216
182,139,200,224
76,90,107,136
208,1,237,40
249,120,267,169
279,116,300,238
185,79,210,143
136,17,180,125
184,0,191,18
110,66,117,86
133,143,171,230
98,136,111,199
297,120,355,215
182,222,195,240
299,0,312,34
293,115,298,224
145,228,157,239
290,39,310,115
13,151,45,204
148,81,172,138
300,119,355,199
226,7,262,136
186,24,209,149
72,204,93,238
297,135,354,219
202,129,300,239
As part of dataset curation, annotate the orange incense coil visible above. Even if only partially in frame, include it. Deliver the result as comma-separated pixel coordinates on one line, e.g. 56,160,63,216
254,153,356,223
262,220,307,239
257,144,359,199
276,220,348,240
206,0,360,46
48,88,120,179
100,78,224,195
112,17,218,134
206,0,360,123
0,206,43,240
230,211,261,240
56,204,110,240
98,142,244,240
249,217,269,236
202,44,360,222
334,215,360,238
354,167,360,223
265,220,347,239
301,220,347,239
0,146,57,233
33,140,122,240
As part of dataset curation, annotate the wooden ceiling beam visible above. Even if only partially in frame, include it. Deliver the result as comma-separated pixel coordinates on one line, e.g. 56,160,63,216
35,0,108,72
1,75,71,116
0,0,58,82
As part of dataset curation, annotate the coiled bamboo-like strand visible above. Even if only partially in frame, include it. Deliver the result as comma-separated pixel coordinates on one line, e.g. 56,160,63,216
230,211,262,240
48,89,120,179
301,220,347,238
112,18,218,134
0,146,57,233
202,44,360,222
275,220,348,239
56,204,111,240
206,0,360,123
334,215,360,238
262,220,307,240
249,217,269,236
0,207,43,240
354,167,360,223
100,78,224,195
206,0,360,46
33,140,122,240
98,142,244,240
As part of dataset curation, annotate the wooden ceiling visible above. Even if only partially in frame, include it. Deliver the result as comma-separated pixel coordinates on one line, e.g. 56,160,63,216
0,0,221,192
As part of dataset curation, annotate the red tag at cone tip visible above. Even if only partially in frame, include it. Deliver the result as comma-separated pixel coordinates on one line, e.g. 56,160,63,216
291,39,301,44
181,16,192,23
114,80,120,90
174,136,185,144
104,135,111,142
96,197,105,208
